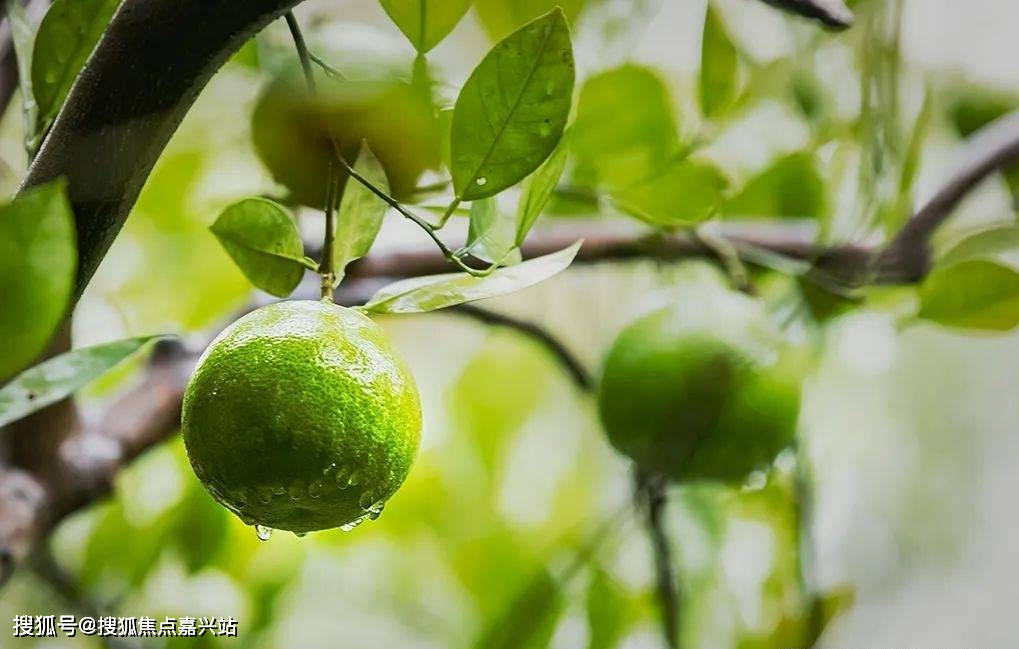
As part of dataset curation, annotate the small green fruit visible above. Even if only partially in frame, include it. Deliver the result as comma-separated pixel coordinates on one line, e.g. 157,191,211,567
181,300,421,534
597,293,801,483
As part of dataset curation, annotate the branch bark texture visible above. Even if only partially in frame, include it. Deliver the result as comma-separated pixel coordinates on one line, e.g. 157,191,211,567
21,0,306,301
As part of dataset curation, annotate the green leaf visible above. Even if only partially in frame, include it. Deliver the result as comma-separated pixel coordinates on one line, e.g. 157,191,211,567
947,82,1019,138
515,141,568,245
699,3,739,119
209,198,306,298
450,8,575,201
940,224,1019,267
571,64,681,188
3,0,40,153
804,585,856,648
0,336,167,428
472,0,587,41
471,569,564,649
723,153,825,219
919,260,1019,331
467,197,521,265
378,0,472,53
31,0,120,131
586,568,631,649
333,146,390,279
362,241,581,314
611,160,729,227
0,181,76,383
888,88,934,231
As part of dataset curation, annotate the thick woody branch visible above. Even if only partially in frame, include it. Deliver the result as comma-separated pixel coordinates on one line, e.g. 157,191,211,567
21,0,307,301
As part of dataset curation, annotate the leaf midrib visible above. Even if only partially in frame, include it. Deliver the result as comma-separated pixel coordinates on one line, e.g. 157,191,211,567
460,17,558,196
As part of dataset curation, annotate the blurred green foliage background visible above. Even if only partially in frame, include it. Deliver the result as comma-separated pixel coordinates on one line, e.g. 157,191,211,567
2,0,1018,647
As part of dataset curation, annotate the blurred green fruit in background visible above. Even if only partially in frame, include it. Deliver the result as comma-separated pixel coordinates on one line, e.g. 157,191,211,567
251,73,441,208
597,291,802,483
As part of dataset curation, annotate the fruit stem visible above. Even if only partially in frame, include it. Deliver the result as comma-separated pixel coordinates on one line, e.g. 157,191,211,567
636,470,681,649
318,165,340,301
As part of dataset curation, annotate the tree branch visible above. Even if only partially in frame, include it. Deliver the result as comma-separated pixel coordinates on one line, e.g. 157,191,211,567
20,0,308,302
878,109,1019,282
756,0,854,30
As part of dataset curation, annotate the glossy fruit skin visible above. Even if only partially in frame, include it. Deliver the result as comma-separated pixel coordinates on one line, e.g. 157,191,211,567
251,75,441,208
182,300,421,534
597,303,800,483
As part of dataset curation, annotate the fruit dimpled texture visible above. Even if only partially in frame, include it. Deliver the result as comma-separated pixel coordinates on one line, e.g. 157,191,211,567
182,300,421,534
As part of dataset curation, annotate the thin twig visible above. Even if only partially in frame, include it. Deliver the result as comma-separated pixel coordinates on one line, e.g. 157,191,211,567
637,470,680,649
757,0,854,29
446,304,593,391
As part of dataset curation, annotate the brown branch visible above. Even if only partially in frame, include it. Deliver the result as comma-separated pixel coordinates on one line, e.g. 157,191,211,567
878,109,1019,282
756,0,854,30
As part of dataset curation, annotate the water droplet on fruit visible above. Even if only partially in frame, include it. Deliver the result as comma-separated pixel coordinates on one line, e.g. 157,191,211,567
346,469,361,487
475,177,488,187
257,487,272,504
334,465,352,489
308,480,323,499
743,470,768,492
288,482,303,500
271,486,285,496
340,514,369,532
294,531,307,538
359,492,375,510
255,525,273,541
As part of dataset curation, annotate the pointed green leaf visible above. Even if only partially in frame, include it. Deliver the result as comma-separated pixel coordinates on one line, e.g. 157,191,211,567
450,8,575,201
611,160,729,227
940,224,1019,267
467,196,521,265
471,569,564,649
333,146,390,279
4,0,40,153
379,0,472,53
0,180,76,382
210,198,305,298
572,64,681,188
362,241,581,313
723,153,825,219
700,3,739,118
919,260,1019,331
31,0,121,131
515,141,568,244
586,568,631,649
0,336,167,428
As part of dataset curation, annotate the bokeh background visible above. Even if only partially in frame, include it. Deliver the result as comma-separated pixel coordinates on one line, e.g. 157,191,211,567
2,0,1017,647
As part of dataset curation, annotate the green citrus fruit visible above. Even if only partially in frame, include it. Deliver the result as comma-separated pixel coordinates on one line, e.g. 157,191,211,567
181,300,421,534
251,74,441,208
596,293,801,484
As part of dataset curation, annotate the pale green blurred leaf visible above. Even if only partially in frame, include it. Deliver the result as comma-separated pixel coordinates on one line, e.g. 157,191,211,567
379,0,471,53
0,180,76,382
611,160,728,227
587,568,631,649
473,0,587,41
4,0,39,153
451,9,575,200
467,196,521,265
919,260,1019,331
939,224,1019,267
0,336,167,428
724,153,825,219
471,569,564,649
889,88,934,231
362,241,581,313
210,198,306,298
31,0,120,131
572,64,681,188
516,141,568,245
700,3,739,119
334,145,390,279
